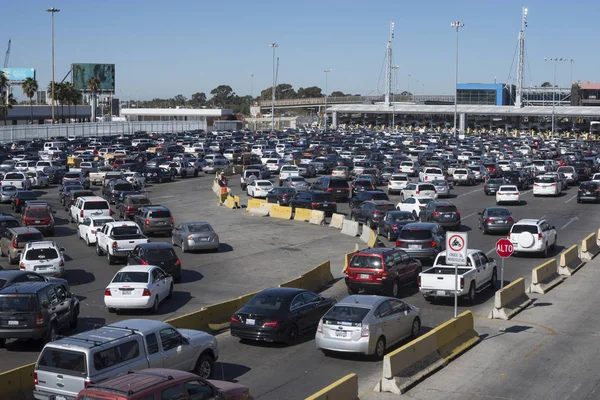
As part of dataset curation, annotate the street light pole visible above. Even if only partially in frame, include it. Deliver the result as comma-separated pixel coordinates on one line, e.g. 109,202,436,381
391,65,399,132
451,20,464,137
324,69,331,132
269,43,278,131
46,7,60,124
545,57,567,137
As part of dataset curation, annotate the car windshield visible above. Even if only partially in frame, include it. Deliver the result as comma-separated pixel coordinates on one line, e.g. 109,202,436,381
246,293,285,311
313,193,334,202
25,248,58,260
487,209,511,217
0,295,35,311
375,204,396,212
146,249,177,261
511,225,538,234
399,229,433,240
93,219,114,227
16,232,44,244
419,184,435,191
84,201,109,210
2,186,16,191
257,182,272,187
18,192,36,200
130,197,150,205
390,213,416,222
349,255,382,269
432,180,447,186
112,271,149,283
187,224,212,233
290,177,305,182
328,179,348,188
436,206,457,213
112,226,140,236
323,305,370,324
150,210,171,218
535,177,555,183
114,183,134,191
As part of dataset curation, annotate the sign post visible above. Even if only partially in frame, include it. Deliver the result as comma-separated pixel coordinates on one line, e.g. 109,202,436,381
495,238,514,289
446,231,468,318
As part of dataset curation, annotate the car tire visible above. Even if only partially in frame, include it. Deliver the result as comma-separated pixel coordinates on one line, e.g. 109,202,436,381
194,353,214,379
468,282,476,304
374,336,386,360
424,295,433,303
8,253,16,265
108,307,116,313
96,242,104,256
171,235,177,247
390,279,400,298
0,338,5,348
69,306,79,329
107,250,115,265
542,244,549,258
181,171,187,179
367,218,373,229
194,170,198,177
410,318,421,340
490,268,497,291
151,296,159,313
158,176,163,184
167,283,174,299
387,230,393,241
286,323,299,345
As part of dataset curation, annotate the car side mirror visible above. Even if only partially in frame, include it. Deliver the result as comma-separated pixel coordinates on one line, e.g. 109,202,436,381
488,257,495,262
60,247,66,252
477,212,481,215
551,226,555,230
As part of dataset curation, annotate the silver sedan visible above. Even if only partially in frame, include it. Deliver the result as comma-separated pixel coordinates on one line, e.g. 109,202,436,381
171,221,220,252
432,179,451,197
315,295,420,358
0,185,17,203
282,176,311,191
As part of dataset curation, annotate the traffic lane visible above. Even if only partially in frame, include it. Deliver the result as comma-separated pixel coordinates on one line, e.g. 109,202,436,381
0,177,362,372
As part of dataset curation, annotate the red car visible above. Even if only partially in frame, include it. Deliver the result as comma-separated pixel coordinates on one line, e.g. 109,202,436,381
22,205,55,235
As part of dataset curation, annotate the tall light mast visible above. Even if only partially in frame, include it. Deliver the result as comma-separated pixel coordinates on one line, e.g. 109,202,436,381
515,7,528,108
384,21,395,106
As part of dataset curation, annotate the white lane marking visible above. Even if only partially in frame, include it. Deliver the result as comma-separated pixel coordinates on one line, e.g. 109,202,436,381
461,212,478,220
521,189,533,195
457,188,484,198
565,194,578,204
486,247,497,255
560,216,579,230
157,195,174,199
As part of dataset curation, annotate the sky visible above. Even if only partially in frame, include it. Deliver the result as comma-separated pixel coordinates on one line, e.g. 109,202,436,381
2,0,597,101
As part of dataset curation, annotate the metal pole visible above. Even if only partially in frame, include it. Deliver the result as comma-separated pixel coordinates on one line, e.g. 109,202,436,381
552,62,556,136
269,43,278,131
50,11,56,123
324,69,331,132
501,258,505,290
454,263,458,318
451,21,464,138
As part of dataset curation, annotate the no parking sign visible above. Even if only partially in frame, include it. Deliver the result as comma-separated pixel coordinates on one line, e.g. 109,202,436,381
446,232,468,265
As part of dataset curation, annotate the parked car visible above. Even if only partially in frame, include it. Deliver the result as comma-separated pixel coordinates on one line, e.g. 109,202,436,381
509,219,557,257
230,287,336,344
401,183,437,200
105,265,174,313
0,227,45,265
350,200,396,229
395,222,445,263
396,196,435,217
533,175,561,197
311,176,351,202
0,185,17,203
19,241,66,278
133,205,175,236
171,221,220,253
289,190,337,217
128,243,182,283
577,181,600,203
266,187,297,206
282,176,311,191
478,207,514,234
315,295,420,358
246,180,274,198
77,215,115,245
375,211,418,241
387,174,410,195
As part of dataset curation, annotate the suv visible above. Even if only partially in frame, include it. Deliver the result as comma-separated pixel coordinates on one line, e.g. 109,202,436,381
103,180,135,204
503,170,530,190
387,174,411,195
509,219,557,257
288,191,337,217
348,190,389,209
75,369,253,400
345,248,422,297
350,200,396,229
70,196,112,224
22,205,56,235
134,206,174,236
311,176,351,202
0,281,79,347
0,227,45,265
419,201,461,231
64,189,95,212
128,243,182,283
395,222,445,263
20,241,66,278
240,169,262,190
11,190,37,213
117,194,152,220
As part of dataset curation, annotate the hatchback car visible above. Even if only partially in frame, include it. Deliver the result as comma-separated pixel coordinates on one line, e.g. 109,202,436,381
478,207,514,234
350,200,396,229
315,295,420,358
376,211,418,241
419,201,461,231
128,242,182,283
230,287,336,344
0,227,45,265
395,222,445,263
171,221,220,253
351,179,376,196
282,176,311,191
133,206,174,236
533,175,561,197
577,181,600,203
19,241,66,278
0,185,17,203
266,187,297,206
396,196,435,217
401,183,437,200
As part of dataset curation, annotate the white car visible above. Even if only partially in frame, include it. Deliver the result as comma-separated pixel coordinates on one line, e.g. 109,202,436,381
556,166,578,185
402,183,438,200
247,180,274,198
388,174,410,195
265,158,286,173
452,169,476,186
123,171,146,189
70,196,112,224
533,175,561,197
419,167,445,183
331,166,349,180
26,170,50,188
396,196,435,217
509,219,557,257
546,172,568,190
19,241,66,278
104,265,174,313
78,215,115,245
496,185,521,204
497,160,515,172
399,161,419,177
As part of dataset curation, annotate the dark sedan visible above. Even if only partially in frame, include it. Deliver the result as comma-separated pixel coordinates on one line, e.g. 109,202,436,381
483,178,507,195
577,181,600,203
144,167,173,183
266,187,297,206
11,191,37,213
376,211,418,241
230,287,336,344
0,270,69,290
348,190,389,209
128,242,182,283
350,200,396,228
477,207,514,234
59,184,84,206
289,191,337,217
351,179,376,195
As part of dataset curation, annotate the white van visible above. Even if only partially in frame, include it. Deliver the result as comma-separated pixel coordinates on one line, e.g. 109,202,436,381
70,196,112,224
251,145,267,156
43,141,67,150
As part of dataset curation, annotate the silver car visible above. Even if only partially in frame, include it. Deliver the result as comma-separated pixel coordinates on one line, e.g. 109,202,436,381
171,221,220,252
282,176,311,191
0,185,17,203
431,179,450,197
315,295,420,358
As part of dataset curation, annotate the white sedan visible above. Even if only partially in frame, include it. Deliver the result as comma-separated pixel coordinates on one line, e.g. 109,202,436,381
78,215,115,245
104,265,173,313
247,179,273,198
396,196,435,217
123,172,146,189
496,185,521,204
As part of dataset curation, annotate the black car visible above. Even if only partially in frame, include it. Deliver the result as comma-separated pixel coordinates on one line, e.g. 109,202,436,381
230,287,336,344
348,190,389,209
477,207,514,234
419,201,461,231
351,179,376,195
376,211,418,241
573,162,591,182
289,190,337,217
577,181,600,203
128,242,181,283
503,170,529,190
11,191,37,213
311,177,350,202
0,270,69,290
144,167,173,183
102,180,135,204
0,215,20,237
483,178,507,195
266,187,297,206
350,200,396,228
59,184,84,206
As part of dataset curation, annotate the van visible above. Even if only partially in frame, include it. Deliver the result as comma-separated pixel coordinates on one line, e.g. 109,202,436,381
70,196,111,224
43,141,67,151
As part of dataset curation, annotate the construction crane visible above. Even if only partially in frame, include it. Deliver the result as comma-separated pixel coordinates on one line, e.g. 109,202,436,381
3,38,10,68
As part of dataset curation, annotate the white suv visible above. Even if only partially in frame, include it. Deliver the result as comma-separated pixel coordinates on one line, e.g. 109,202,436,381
388,174,410,195
20,241,66,277
509,219,557,257
70,196,111,224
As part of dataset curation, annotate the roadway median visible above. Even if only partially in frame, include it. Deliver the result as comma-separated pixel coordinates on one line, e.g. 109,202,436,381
305,373,359,400
270,205,292,220
0,363,36,400
329,213,345,229
488,277,533,320
581,231,600,261
558,244,584,276
528,259,565,294
294,207,313,222
341,220,360,237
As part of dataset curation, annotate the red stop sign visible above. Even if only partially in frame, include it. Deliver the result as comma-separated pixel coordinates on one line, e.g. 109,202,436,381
496,238,514,258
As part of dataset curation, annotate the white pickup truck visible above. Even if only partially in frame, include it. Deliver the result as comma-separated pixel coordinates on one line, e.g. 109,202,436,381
418,249,497,303
95,221,149,265
279,164,300,182
419,167,445,182
2,171,31,190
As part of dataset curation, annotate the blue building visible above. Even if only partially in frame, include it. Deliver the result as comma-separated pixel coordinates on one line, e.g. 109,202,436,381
456,83,513,106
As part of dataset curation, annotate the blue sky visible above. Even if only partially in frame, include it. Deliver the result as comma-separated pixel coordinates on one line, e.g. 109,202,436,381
2,0,596,101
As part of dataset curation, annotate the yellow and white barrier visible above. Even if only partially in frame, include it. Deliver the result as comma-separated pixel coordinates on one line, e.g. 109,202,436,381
360,225,373,243
581,232,600,261
368,228,378,248
305,374,359,400
558,244,584,276
528,259,565,294
279,261,333,292
0,363,35,400
309,210,326,225
488,278,533,320
247,198,266,211
375,311,479,394
341,219,360,237
329,213,345,229
270,205,292,220
294,207,313,222
248,201,272,217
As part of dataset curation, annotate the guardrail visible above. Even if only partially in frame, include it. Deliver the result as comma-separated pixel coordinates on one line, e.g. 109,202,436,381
258,94,456,108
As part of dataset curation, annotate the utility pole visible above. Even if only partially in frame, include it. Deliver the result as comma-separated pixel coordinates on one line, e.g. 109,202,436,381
544,57,567,137
391,65,399,131
515,7,528,108
451,20,464,137
269,43,278,131
324,69,331,132
384,21,395,105
46,7,60,124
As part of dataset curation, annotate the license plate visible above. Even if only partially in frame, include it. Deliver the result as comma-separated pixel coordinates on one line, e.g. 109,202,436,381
359,274,370,279
36,265,48,270
121,290,132,295
35,220,40,224
8,320,18,326
56,396,66,400
199,237,209,241
156,221,166,225
335,330,347,337
436,290,446,296
409,244,421,249
246,318,255,325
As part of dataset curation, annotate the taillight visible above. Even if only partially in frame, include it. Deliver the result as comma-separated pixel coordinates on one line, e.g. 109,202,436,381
141,260,148,265
460,277,465,289
431,241,436,247
59,260,64,267
361,324,370,337
507,217,514,222
418,275,421,287
231,314,241,323
19,262,24,270
311,202,319,207
416,190,420,194
127,206,131,211
175,259,181,266
15,200,19,205
80,210,84,217
396,240,404,246
35,313,44,327
485,218,494,223
84,381,94,388
317,319,323,333
34,372,38,386
262,320,279,327
104,288,111,296
455,211,460,215
171,217,174,225
538,233,543,240
145,219,150,226
432,212,439,216
142,289,151,296
12,239,17,248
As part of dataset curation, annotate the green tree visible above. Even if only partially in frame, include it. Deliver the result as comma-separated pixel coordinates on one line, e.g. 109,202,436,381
260,83,297,100
0,71,16,125
21,77,38,123
297,86,323,98
190,92,206,108
330,91,346,97
87,77,100,121
400,91,413,96
173,94,187,107
541,81,552,87
209,85,235,108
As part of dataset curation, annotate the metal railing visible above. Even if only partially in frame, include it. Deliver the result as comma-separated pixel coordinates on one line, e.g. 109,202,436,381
0,121,207,141
259,94,456,108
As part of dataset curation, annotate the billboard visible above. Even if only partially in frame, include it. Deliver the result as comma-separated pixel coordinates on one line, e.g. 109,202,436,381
71,63,115,91
0,68,36,82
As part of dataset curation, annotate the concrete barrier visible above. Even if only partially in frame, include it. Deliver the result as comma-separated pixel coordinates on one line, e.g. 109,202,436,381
0,363,35,400
360,225,372,243
375,311,479,394
341,220,360,237
558,244,584,276
368,228,378,248
224,195,239,209
329,213,345,229
581,232,600,261
247,198,266,211
270,205,293,220
528,259,565,294
248,201,272,217
305,373,359,400
167,308,209,332
212,181,220,195
309,210,326,225
280,261,333,292
233,195,241,208
488,278,533,320
294,207,313,222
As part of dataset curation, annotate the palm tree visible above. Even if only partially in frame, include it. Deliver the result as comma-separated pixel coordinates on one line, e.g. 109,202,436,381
62,82,76,122
0,71,17,125
21,77,38,124
88,77,100,122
